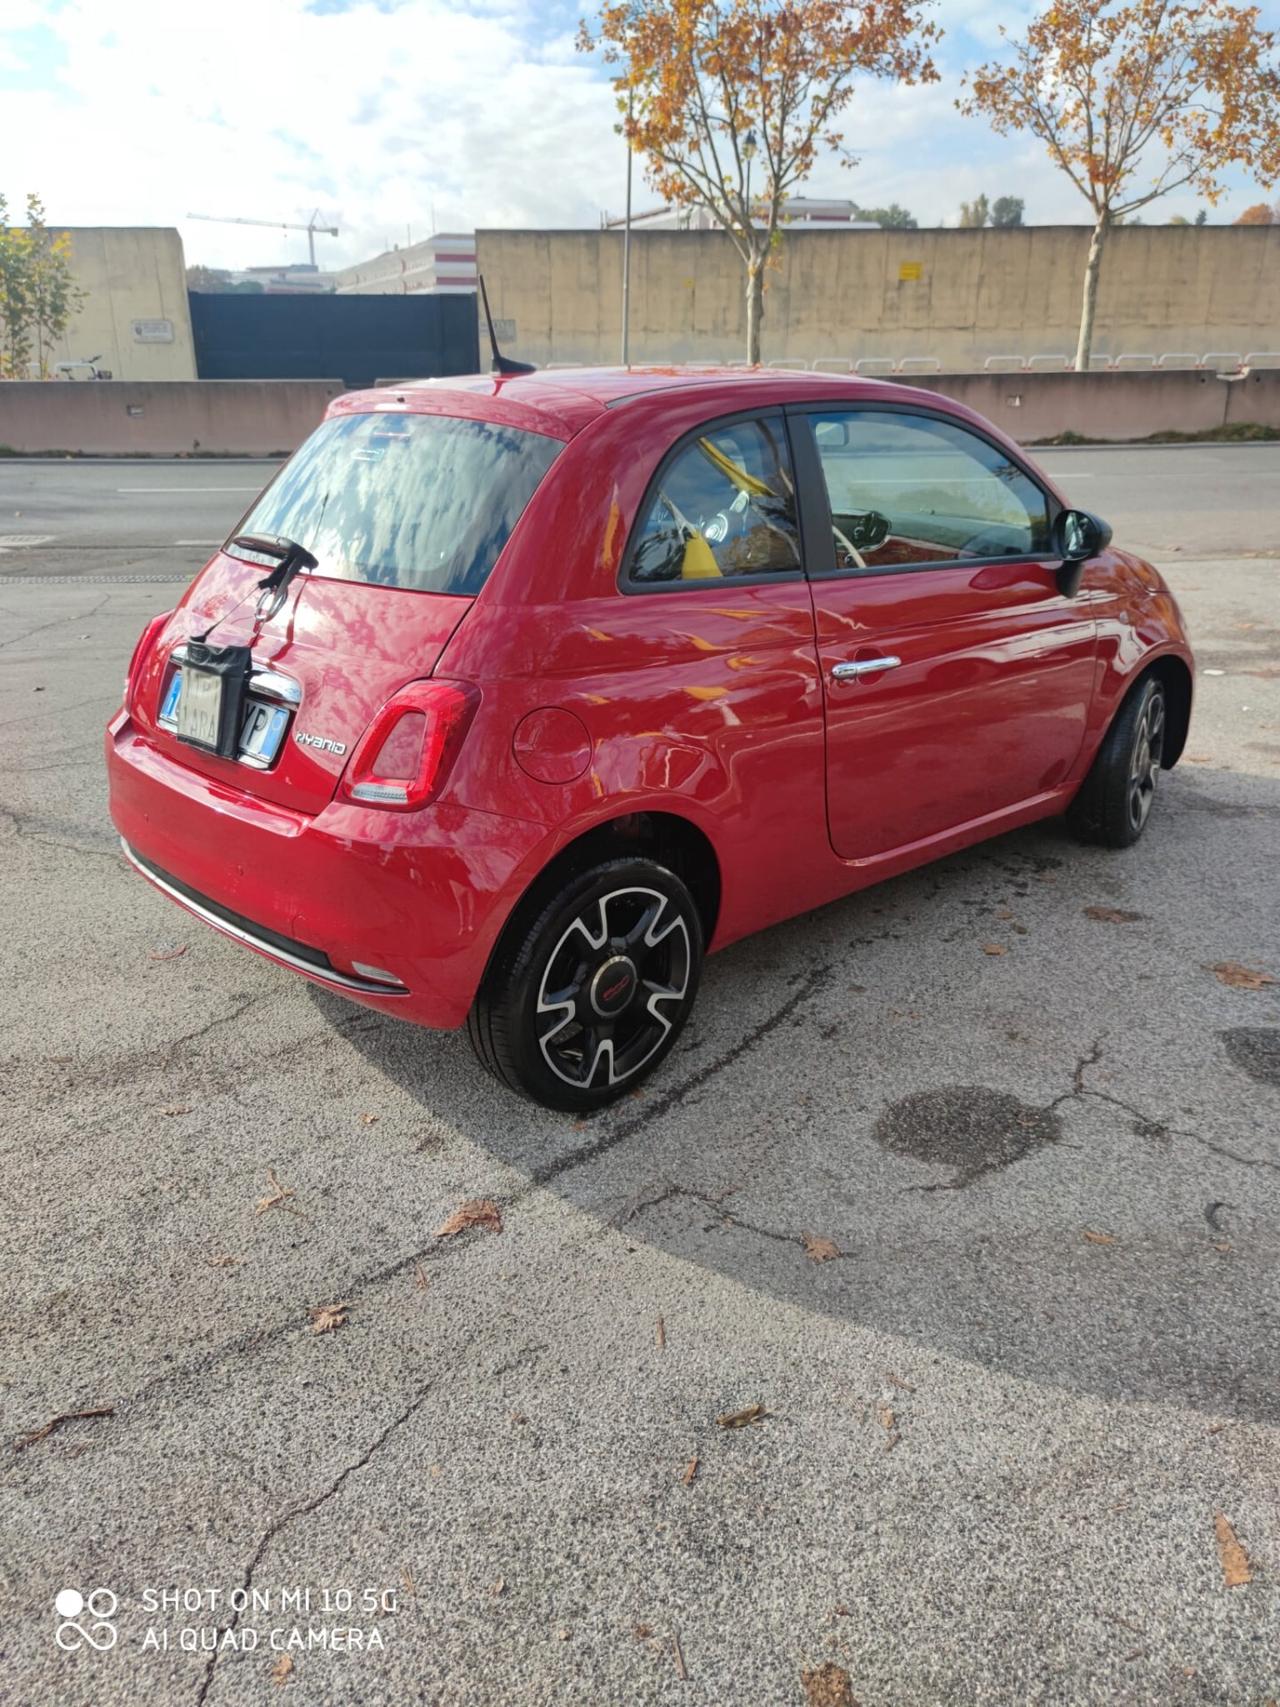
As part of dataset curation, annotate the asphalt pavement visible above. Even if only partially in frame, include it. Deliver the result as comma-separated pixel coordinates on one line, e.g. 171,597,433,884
0,446,1277,1706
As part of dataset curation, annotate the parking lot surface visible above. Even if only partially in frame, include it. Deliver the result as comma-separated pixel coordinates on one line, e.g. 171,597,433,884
1,446,1277,1705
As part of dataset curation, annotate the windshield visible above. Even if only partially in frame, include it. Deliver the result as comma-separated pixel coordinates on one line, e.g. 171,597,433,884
233,411,563,596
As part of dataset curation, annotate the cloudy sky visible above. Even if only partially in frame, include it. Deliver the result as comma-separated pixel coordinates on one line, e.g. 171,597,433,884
1,0,1276,272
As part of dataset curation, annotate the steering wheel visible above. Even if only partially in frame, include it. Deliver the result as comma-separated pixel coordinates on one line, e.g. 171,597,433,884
832,523,866,570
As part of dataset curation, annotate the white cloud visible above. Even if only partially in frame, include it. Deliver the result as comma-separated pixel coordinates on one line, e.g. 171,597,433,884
0,0,1267,268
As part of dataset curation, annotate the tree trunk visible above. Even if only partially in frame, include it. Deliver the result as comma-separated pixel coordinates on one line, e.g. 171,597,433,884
1074,214,1108,371
745,259,764,366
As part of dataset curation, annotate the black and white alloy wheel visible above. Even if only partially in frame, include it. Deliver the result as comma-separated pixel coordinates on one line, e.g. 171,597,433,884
1068,674,1168,849
468,857,704,1111
535,885,692,1092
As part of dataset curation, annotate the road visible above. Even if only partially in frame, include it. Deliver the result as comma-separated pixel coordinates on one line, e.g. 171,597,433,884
1,448,1277,1707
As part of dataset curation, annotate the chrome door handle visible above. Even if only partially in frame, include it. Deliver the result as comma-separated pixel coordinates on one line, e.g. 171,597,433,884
831,655,902,681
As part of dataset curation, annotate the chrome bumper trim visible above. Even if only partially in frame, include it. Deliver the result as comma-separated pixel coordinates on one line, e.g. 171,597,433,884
120,840,410,997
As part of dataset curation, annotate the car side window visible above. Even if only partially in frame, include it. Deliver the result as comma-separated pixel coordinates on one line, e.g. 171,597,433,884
808,409,1051,572
628,415,802,585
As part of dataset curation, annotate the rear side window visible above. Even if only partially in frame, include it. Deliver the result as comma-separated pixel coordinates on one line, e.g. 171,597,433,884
627,415,801,586
807,409,1051,571
235,411,562,596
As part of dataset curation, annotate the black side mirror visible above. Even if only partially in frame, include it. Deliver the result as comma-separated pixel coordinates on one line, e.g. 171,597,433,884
1051,508,1112,597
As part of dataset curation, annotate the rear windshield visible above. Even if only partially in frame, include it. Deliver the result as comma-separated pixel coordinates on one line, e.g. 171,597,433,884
233,411,563,596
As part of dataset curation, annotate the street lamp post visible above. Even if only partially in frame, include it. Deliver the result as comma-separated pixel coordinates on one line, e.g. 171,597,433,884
621,89,634,367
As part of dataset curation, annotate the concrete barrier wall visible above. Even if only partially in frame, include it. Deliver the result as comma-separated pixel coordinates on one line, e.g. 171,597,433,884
478,225,1280,370
0,380,345,456
0,370,1276,457
53,229,199,382
897,367,1280,443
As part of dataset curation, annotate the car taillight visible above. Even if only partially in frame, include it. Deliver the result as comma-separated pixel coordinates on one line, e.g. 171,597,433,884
124,611,173,713
339,681,479,812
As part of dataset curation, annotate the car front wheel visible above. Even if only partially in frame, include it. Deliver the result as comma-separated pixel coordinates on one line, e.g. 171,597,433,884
468,857,704,1111
1068,674,1167,849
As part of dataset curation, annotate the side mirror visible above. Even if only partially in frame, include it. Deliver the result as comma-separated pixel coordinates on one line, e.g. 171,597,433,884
1051,508,1112,597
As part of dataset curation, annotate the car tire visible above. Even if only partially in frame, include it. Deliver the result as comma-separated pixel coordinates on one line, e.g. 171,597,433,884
467,856,704,1112
1067,674,1167,849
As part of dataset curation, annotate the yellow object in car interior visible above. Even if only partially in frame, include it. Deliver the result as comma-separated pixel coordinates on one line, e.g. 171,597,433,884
697,437,775,499
680,531,723,579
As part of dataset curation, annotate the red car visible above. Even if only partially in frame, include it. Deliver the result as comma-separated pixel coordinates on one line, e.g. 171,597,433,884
107,368,1193,1110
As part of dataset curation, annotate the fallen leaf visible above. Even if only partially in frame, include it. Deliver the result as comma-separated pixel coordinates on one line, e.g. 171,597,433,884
886,1371,916,1392
436,1198,503,1238
832,1603,851,1617
1214,1512,1252,1588
271,1651,294,1686
981,942,1007,956
801,1660,858,1706
401,1565,417,1604
1210,961,1276,991
655,1314,666,1350
1083,1229,1117,1245
160,1104,192,1117
632,1623,654,1640
413,1261,430,1291
1084,906,1145,924
13,1405,113,1453
361,1112,379,1126
148,944,188,962
308,1301,349,1334
716,1402,767,1428
490,1576,505,1597
877,1405,896,1433
255,1168,296,1215
802,1232,840,1263
555,1627,571,1642
682,1455,699,1486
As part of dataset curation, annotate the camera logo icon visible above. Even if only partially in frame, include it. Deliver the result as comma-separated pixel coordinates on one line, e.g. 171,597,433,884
55,1587,118,1651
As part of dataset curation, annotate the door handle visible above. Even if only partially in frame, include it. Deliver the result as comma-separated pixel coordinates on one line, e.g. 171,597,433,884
831,655,902,681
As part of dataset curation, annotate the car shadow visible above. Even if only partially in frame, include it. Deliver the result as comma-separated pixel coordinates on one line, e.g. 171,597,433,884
317,774,1280,1427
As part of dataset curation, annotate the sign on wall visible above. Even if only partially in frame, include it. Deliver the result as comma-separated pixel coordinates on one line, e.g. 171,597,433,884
131,318,175,343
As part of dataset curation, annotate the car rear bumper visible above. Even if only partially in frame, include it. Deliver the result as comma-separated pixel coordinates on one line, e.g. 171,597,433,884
106,712,552,1029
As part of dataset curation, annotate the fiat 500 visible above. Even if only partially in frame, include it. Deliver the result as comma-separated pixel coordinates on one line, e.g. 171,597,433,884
107,368,1192,1110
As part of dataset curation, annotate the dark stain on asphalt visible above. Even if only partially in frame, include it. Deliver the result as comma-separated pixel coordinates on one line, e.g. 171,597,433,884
874,1085,1062,1189
1222,1028,1280,1088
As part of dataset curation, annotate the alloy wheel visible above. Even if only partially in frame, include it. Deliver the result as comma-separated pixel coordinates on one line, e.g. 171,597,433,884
1127,686,1165,834
535,886,692,1090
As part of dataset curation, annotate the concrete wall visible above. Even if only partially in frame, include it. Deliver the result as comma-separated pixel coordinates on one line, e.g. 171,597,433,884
48,229,198,381
477,226,1280,370
0,380,343,456
901,367,1280,442
0,370,1275,457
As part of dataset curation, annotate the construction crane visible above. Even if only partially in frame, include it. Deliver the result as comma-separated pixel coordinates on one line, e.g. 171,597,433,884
187,210,339,268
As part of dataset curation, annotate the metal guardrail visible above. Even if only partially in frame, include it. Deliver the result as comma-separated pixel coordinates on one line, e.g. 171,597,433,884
535,351,1268,376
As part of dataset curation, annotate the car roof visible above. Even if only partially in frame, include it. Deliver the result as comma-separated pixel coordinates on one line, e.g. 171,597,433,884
334,365,927,441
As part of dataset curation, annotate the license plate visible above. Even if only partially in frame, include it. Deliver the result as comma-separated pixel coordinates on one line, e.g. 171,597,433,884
175,665,223,750
162,670,290,766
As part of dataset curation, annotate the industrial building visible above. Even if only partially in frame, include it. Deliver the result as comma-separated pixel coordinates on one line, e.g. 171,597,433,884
334,233,478,296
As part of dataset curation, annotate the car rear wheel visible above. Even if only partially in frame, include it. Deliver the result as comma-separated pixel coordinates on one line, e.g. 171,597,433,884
467,857,704,1111
1067,675,1167,849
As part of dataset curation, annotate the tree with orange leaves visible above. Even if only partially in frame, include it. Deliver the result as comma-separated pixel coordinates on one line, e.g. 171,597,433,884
578,0,939,364
960,0,1280,369
1234,201,1274,223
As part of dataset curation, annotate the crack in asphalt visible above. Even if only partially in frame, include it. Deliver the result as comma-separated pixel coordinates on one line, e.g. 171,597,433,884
23,966,836,1445
1053,1036,1280,1175
192,1367,457,1707
0,594,109,652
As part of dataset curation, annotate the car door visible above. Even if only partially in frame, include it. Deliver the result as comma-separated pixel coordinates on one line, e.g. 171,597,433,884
792,404,1097,864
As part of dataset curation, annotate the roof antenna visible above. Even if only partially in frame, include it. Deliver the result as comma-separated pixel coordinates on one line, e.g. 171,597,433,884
478,273,536,376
